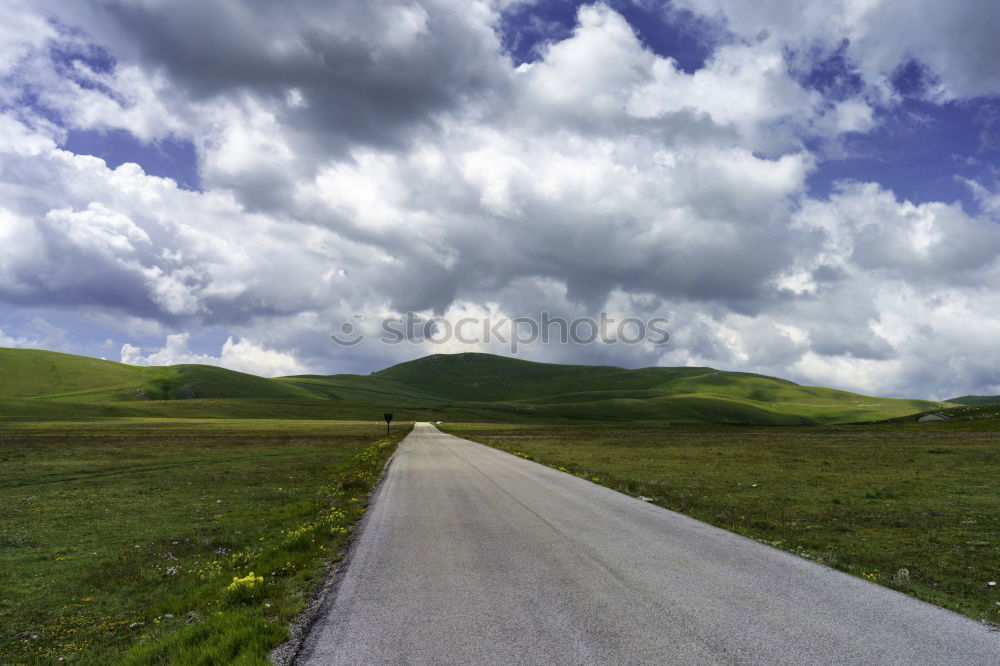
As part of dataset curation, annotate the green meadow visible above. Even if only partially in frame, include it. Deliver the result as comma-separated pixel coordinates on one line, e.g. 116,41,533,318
442,419,1000,625
0,419,411,664
0,348,951,426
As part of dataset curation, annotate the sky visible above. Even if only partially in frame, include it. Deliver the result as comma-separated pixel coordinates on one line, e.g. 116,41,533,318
2,0,1000,400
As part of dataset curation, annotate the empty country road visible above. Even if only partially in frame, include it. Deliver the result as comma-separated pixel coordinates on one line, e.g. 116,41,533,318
297,423,997,665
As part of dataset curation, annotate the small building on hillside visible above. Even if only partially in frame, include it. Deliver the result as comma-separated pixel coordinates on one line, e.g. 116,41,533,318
917,412,950,422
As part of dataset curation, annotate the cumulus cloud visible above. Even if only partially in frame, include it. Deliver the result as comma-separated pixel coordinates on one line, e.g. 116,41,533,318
121,333,306,377
675,0,1000,100
792,182,1000,284
0,113,369,322
0,327,31,348
44,0,510,153
0,1,999,399
0,5,822,317
0,317,68,351
964,178,1000,218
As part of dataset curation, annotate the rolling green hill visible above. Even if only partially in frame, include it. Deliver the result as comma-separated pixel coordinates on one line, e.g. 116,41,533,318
0,348,150,399
945,395,1000,406
369,353,946,424
0,349,312,402
0,348,950,424
276,374,449,404
373,353,716,401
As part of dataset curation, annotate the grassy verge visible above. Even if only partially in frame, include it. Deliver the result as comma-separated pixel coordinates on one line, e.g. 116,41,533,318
440,422,1000,624
0,419,411,664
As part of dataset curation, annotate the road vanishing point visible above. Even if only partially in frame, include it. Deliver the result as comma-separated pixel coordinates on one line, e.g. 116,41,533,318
298,423,997,665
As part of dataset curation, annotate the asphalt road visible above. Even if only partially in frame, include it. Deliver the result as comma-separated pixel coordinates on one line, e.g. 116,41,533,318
298,423,997,665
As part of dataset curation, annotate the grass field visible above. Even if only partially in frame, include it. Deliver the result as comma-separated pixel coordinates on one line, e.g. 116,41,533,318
441,421,1000,624
0,419,411,664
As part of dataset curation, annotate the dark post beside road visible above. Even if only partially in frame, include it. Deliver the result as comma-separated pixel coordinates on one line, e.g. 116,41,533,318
383,412,393,437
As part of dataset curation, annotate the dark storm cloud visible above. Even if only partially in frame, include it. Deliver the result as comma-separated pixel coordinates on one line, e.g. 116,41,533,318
808,324,895,361
81,0,510,150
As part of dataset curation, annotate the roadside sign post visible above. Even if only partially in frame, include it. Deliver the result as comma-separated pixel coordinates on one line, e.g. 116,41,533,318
383,412,393,437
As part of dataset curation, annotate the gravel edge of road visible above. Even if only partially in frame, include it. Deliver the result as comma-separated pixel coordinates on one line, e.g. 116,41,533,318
269,442,404,666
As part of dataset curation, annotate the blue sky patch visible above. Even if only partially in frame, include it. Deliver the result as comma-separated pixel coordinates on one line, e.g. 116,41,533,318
807,98,1000,213
64,128,201,191
794,40,865,102
499,0,718,72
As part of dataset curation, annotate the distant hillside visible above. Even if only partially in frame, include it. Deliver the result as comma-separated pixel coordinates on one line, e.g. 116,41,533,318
0,348,950,425
0,348,311,402
888,401,1000,430
945,395,1000,406
373,352,719,401
369,353,946,425
0,348,149,399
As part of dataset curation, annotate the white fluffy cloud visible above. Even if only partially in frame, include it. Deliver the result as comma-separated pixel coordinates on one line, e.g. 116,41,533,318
676,0,1000,99
121,333,306,377
0,327,30,348
0,1,999,398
